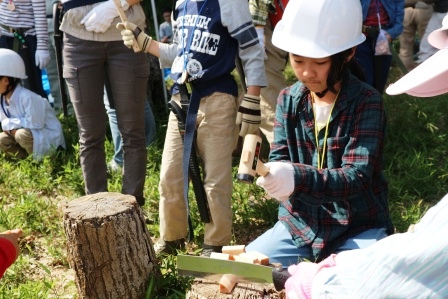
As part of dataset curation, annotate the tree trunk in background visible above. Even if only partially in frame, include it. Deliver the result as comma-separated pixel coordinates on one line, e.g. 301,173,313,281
63,192,158,299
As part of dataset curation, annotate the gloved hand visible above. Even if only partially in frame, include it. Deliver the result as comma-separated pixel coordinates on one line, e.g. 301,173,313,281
236,94,261,137
256,162,294,201
81,0,126,33
117,21,152,53
255,26,267,60
285,255,337,299
35,49,50,69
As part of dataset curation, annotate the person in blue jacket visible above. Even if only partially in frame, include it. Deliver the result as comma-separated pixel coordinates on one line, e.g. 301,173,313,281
356,0,404,93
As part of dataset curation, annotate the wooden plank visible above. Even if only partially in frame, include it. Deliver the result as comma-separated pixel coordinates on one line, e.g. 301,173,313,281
186,278,285,299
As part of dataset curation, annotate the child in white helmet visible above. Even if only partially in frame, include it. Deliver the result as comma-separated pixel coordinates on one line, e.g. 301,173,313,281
283,6,448,299
0,0,50,99
246,0,393,268
0,49,65,160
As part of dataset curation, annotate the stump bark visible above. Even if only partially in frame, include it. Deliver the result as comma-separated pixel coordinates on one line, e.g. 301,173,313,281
186,278,285,299
63,192,157,299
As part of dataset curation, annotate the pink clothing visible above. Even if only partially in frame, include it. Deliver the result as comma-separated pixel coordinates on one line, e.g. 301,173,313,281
285,254,337,299
0,238,17,278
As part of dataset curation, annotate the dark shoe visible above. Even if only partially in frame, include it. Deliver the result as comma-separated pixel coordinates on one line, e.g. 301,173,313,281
135,196,145,206
200,244,223,257
154,239,185,255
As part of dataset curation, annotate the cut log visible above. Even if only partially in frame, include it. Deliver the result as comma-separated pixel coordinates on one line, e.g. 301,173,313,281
186,278,286,299
63,192,158,299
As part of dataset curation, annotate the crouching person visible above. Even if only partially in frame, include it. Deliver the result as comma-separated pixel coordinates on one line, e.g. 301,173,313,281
0,49,65,160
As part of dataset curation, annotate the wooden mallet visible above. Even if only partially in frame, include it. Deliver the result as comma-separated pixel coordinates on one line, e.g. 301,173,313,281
237,134,269,183
113,0,141,52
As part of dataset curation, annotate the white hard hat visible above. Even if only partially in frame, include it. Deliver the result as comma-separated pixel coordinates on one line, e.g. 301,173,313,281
0,49,27,79
272,0,366,58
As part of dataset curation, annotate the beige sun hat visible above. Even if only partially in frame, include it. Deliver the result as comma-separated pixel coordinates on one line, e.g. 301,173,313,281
385,14,448,97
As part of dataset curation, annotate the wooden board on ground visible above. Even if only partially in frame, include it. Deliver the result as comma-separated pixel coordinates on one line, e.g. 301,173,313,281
186,278,285,299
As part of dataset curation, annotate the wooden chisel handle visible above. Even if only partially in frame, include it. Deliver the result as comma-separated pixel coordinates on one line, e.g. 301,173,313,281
112,0,141,52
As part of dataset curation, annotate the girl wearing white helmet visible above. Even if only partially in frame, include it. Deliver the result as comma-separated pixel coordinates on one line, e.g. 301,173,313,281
0,49,65,160
280,13,448,299
246,0,393,270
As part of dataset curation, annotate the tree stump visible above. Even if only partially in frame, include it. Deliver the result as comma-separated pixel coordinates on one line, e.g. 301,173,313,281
63,192,157,299
186,278,285,299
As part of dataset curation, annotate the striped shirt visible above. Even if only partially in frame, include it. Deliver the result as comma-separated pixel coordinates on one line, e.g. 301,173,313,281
0,0,48,50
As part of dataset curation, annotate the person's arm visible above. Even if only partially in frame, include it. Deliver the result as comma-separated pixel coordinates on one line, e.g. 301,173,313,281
221,0,267,136
385,0,405,40
81,0,141,33
248,0,272,26
222,0,267,91
284,254,337,299
119,21,178,60
0,229,22,278
32,0,50,69
3,92,47,131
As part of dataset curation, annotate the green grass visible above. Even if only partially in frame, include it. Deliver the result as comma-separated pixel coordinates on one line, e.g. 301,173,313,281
0,65,447,298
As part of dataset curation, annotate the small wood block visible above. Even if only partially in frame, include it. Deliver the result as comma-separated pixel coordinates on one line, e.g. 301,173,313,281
222,245,246,256
245,251,270,265
210,252,232,260
233,253,258,264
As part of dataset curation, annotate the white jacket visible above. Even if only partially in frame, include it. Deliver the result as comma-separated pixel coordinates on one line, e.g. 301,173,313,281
0,85,65,160
311,193,448,298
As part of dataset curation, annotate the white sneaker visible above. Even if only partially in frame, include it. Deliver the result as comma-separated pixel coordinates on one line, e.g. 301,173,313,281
108,160,122,173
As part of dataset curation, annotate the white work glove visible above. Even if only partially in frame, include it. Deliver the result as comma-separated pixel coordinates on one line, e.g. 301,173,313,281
35,49,50,69
81,0,125,33
236,94,261,137
117,21,152,52
255,26,267,60
256,162,295,201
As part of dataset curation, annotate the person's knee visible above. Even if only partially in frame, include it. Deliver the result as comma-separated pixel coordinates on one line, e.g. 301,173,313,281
14,129,33,154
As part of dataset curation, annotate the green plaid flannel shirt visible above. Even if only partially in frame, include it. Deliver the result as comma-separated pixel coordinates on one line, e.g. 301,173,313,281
248,0,273,26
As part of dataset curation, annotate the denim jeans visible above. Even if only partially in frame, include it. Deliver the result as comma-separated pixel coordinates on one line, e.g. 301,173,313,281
354,37,393,94
246,221,388,267
104,90,156,166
